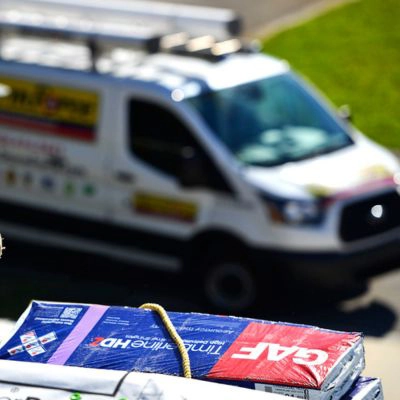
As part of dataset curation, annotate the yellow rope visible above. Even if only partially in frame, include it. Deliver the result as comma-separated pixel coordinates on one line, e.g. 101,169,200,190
139,303,192,379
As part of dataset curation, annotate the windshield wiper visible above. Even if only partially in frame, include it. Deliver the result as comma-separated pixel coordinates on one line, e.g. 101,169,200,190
293,140,353,162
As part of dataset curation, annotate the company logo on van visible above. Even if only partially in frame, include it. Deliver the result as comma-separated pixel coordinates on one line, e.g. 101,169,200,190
0,76,98,141
133,192,198,223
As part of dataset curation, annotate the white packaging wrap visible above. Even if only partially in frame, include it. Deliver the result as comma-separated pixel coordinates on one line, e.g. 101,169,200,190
0,360,289,400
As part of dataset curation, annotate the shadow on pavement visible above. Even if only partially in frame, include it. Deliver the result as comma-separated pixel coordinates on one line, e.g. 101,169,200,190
0,239,397,339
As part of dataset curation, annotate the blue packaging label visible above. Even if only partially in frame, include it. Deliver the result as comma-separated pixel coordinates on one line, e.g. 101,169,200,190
0,301,362,390
1,302,247,376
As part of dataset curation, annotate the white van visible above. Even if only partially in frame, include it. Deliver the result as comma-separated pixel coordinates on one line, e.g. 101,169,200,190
0,0,400,311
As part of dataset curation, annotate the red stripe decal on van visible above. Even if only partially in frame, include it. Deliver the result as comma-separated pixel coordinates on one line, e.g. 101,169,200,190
0,113,95,141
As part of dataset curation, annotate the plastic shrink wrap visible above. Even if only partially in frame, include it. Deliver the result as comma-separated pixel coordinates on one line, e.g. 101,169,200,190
0,360,289,400
341,377,383,400
0,301,365,400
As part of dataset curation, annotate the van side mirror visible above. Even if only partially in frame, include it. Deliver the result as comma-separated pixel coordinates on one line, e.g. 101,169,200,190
338,104,352,122
178,146,208,188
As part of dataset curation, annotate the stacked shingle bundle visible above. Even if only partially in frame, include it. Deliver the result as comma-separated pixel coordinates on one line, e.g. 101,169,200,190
0,301,383,399
341,377,383,400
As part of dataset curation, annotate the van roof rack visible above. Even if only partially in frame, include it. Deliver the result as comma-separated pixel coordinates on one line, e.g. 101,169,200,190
0,0,244,71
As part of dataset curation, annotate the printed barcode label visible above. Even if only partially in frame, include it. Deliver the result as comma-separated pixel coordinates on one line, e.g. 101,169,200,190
60,307,82,320
255,384,309,399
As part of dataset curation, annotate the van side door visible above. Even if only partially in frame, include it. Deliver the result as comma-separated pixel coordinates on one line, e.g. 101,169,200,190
109,94,233,271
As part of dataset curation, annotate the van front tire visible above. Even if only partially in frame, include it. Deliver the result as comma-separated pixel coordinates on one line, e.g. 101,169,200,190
203,258,257,313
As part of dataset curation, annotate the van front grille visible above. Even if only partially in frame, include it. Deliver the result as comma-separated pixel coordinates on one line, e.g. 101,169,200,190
339,190,400,242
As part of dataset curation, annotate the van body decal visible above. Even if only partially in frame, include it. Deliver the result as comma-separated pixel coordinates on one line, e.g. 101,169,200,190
0,76,98,141
133,192,198,223
4,170,17,185
0,198,185,257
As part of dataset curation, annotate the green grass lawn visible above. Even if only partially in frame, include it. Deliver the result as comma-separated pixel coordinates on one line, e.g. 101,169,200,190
262,0,400,151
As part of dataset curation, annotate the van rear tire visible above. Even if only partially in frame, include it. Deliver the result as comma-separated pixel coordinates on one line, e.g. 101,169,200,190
203,257,257,313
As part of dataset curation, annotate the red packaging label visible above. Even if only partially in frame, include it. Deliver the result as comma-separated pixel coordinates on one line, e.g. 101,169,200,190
207,322,360,389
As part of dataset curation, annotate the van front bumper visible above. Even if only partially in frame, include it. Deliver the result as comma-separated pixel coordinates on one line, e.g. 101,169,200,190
251,235,400,288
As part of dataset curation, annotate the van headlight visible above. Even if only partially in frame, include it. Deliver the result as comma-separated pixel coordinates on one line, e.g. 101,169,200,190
263,195,323,225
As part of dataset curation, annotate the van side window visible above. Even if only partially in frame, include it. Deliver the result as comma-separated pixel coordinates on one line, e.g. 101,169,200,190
128,99,232,193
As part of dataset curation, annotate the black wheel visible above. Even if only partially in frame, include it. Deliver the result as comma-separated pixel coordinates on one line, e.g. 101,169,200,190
203,257,257,313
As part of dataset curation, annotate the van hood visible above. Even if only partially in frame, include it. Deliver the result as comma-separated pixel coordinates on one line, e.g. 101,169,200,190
242,139,399,200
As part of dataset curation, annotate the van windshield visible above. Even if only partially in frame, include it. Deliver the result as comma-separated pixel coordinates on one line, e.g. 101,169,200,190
187,73,353,167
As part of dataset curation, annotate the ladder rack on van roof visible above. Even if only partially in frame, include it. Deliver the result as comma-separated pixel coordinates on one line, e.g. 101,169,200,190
0,0,245,71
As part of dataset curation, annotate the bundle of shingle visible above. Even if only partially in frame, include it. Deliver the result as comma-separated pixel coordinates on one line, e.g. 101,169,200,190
0,301,383,399
342,377,383,400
